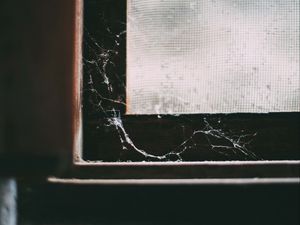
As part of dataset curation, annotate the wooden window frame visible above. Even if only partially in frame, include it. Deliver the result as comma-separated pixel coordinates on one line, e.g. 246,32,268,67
63,0,300,184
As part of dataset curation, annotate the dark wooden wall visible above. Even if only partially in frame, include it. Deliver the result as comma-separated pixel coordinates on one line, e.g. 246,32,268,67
0,0,77,176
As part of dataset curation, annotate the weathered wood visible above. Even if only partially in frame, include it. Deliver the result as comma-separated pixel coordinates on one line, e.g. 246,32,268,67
60,161,300,180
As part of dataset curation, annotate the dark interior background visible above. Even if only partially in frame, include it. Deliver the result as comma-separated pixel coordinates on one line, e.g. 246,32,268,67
18,182,300,225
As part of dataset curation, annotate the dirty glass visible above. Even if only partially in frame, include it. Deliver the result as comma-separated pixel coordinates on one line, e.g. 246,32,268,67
82,0,300,162
127,0,300,114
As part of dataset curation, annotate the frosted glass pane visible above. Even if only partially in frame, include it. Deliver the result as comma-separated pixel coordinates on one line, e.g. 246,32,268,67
127,0,300,114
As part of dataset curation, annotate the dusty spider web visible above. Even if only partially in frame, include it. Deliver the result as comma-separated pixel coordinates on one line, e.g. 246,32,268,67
82,13,259,162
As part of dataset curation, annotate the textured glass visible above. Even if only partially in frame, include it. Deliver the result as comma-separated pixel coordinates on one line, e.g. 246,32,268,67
127,0,300,114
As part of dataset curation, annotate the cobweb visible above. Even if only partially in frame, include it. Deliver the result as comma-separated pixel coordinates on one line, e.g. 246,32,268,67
82,11,260,162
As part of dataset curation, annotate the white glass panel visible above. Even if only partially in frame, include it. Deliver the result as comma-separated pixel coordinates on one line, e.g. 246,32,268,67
127,0,300,114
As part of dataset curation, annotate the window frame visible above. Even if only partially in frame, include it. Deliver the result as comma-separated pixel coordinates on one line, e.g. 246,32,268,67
68,0,300,183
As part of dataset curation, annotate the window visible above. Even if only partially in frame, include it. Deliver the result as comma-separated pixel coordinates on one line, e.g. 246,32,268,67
68,0,300,181
2,0,297,183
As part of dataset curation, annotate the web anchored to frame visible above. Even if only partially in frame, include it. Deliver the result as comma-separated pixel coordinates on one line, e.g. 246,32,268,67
82,0,300,162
